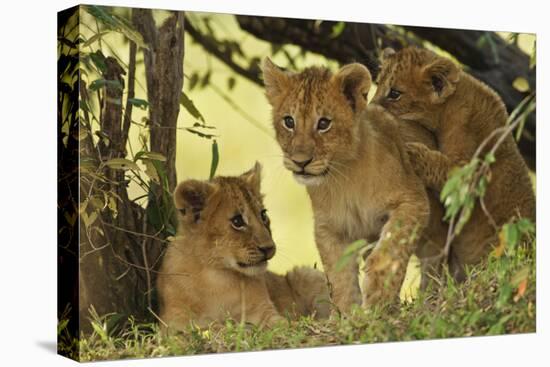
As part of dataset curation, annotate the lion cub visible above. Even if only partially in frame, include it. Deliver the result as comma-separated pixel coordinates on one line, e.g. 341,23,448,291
263,59,431,310
374,47,536,279
157,163,330,331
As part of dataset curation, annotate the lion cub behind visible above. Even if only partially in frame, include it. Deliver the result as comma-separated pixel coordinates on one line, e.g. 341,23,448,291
157,163,329,331
374,47,535,279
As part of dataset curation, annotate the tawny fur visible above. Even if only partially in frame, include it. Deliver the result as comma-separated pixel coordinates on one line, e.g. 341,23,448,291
263,58,432,310
265,267,331,319
157,163,330,331
374,47,536,279
394,121,449,289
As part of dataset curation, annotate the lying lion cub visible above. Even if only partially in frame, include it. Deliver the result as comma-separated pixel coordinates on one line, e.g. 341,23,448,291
157,163,330,331
262,58,432,310
374,47,536,280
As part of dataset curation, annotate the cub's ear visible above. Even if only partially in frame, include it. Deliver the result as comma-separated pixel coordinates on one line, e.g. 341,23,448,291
174,179,217,223
380,47,396,62
262,57,292,104
421,57,460,103
332,63,372,113
240,161,262,194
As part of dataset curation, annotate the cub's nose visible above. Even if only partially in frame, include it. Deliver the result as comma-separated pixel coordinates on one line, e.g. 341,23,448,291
291,158,312,169
258,245,276,260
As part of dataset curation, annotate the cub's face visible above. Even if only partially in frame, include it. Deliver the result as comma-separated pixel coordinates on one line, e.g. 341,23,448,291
262,58,372,186
373,47,460,132
173,163,275,276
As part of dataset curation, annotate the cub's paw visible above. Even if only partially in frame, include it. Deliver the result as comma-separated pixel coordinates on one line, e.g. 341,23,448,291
405,142,431,163
405,142,433,180
262,314,286,329
362,251,402,307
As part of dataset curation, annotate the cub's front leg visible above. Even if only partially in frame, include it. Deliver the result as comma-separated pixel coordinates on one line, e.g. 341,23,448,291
241,283,286,327
315,223,361,313
245,300,285,328
362,200,429,307
405,142,453,192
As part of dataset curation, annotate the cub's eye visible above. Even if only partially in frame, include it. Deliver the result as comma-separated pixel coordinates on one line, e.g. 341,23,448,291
230,214,246,230
260,209,269,224
317,117,332,132
282,115,295,130
387,88,402,100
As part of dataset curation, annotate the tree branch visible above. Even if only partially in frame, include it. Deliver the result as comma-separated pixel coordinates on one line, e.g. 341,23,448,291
236,15,383,78
184,16,263,86
233,16,535,169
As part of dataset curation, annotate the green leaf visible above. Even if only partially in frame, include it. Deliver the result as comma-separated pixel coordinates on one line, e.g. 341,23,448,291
91,321,109,343
330,22,346,39
185,127,216,139
335,239,367,272
188,73,200,91
477,176,488,197
510,266,529,287
107,196,118,217
57,319,69,335
127,98,149,110
530,40,536,69
512,77,530,93
440,174,460,202
82,31,110,48
135,151,167,162
516,218,535,235
143,160,160,184
505,223,519,249
151,159,169,189
476,34,488,48
200,71,211,89
209,140,220,179
484,152,496,164
84,5,149,50
193,122,216,129
507,33,519,44
89,51,107,73
180,92,205,122
227,76,236,91
104,158,139,170
82,210,98,229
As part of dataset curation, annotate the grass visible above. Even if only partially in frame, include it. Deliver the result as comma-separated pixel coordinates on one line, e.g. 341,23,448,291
59,240,536,362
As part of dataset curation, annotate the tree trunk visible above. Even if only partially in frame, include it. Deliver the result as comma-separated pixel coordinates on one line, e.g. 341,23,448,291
76,9,186,333
79,54,150,331
134,10,184,191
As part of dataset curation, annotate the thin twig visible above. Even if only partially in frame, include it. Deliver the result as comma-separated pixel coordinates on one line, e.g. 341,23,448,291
141,212,153,310
121,40,137,153
480,196,499,231
148,307,168,328
101,220,169,243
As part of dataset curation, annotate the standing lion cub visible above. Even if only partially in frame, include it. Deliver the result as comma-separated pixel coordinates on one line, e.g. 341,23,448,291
374,47,536,279
262,58,436,310
157,163,330,331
